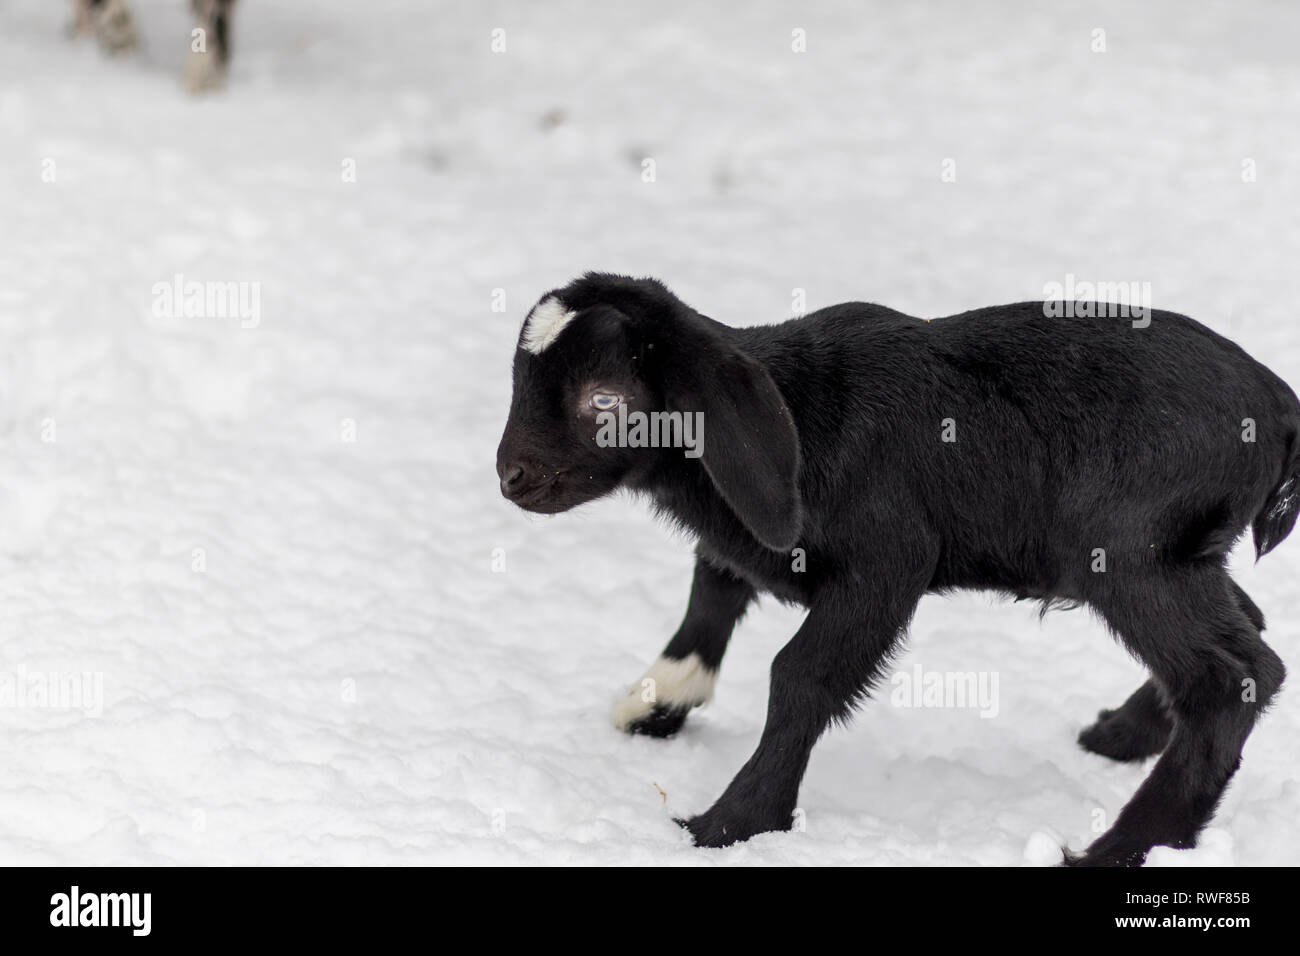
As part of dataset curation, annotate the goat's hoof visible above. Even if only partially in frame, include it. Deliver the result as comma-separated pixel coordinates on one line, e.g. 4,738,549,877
623,704,690,738
1078,709,1168,762
677,811,740,848
610,654,717,736
676,805,788,848
611,684,694,737
1060,844,1150,867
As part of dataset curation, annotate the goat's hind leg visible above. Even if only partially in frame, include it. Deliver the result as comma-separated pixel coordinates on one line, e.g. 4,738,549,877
612,555,754,737
1078,678,1173,762
1079,581,1272,763
1069,568,1285,866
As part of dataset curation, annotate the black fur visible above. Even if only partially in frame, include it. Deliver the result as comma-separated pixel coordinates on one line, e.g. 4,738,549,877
1077,679,1174,762
496,273,1297,866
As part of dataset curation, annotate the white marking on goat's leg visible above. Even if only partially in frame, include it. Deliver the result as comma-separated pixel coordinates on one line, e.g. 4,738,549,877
521,297,577,355
611,652,718,731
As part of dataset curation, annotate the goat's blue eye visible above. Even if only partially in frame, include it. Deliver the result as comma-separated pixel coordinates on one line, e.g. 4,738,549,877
590,393,621,411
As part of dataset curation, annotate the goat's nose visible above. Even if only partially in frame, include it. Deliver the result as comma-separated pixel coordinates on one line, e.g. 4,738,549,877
498,462,527,497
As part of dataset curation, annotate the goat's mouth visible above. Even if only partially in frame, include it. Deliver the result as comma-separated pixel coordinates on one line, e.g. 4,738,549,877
510,472,570,512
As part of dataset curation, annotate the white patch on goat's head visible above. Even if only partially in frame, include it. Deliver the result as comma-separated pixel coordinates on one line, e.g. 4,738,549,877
610,652,718,731
520,296,578,355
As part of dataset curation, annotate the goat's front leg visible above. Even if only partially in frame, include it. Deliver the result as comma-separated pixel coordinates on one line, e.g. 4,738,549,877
612,554,754,737
681,575,925,847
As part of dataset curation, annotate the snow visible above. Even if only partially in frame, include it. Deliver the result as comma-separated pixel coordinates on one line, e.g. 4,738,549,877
1,0,1297,865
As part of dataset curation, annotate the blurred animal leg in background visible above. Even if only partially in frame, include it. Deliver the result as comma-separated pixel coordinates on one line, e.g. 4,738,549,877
186,0,236,93
69,0,139,55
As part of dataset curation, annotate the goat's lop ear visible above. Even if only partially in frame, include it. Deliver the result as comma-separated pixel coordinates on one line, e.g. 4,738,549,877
665,342,803,551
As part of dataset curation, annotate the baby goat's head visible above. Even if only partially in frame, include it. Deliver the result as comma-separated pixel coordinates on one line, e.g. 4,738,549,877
495,273,803,550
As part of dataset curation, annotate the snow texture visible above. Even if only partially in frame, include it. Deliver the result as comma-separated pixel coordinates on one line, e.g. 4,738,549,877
0,0,1297,865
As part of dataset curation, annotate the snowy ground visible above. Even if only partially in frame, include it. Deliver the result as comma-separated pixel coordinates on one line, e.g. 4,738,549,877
1,0,1298,865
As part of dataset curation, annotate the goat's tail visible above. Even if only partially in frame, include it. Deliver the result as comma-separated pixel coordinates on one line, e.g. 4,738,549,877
1254,427,1300,559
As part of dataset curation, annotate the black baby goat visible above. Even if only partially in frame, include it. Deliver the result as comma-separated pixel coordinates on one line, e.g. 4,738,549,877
495,273,1297,866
